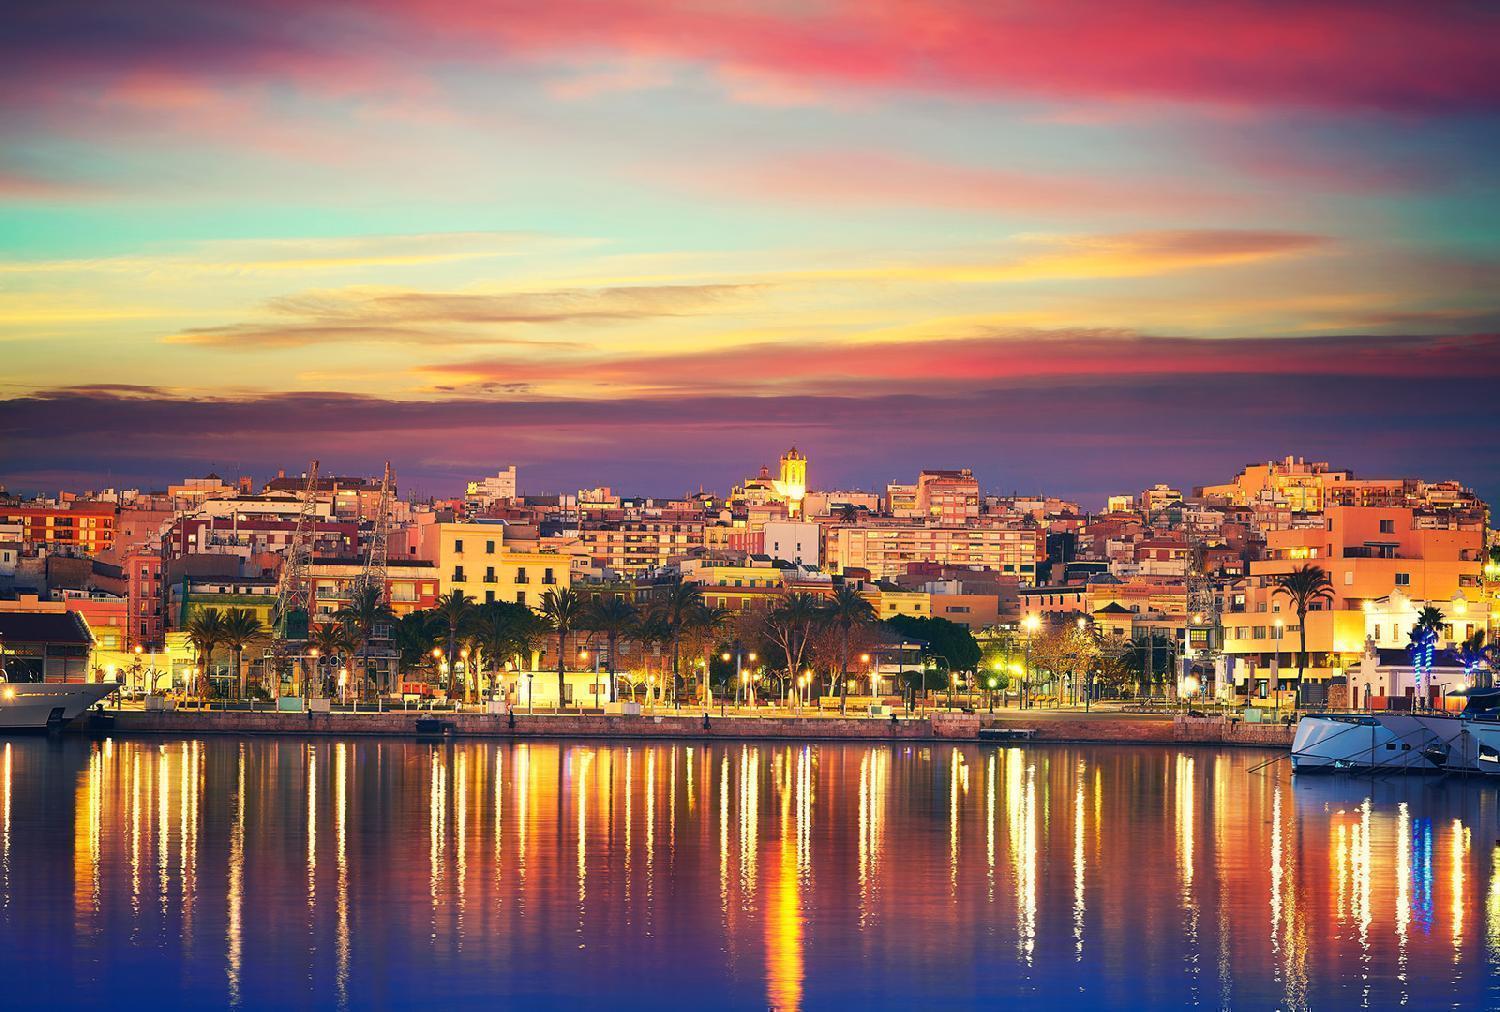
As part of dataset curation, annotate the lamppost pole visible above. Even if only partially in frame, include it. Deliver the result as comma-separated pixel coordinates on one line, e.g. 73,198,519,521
1022,615,1040,709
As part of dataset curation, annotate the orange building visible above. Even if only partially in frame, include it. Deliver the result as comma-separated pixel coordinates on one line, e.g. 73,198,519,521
1223,505,1486,696
0,503,118,555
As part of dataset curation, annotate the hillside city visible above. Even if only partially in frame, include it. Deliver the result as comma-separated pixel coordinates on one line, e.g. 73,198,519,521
1,451,1495,713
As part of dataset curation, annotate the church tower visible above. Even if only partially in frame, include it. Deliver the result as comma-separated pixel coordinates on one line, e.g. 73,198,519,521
776,446,807,516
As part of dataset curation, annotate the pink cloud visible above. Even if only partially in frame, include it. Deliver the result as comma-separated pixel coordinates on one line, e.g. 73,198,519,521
689,150,1230,214
419,330,1500,396
401,0,1500,113
4,2,1496,119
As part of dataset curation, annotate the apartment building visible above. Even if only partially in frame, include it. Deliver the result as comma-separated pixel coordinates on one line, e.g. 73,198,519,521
825,522,1044,581
420,521,570,606
577,518,705,576
306,558,441,620
1222,505,1486,693
0,503,118,555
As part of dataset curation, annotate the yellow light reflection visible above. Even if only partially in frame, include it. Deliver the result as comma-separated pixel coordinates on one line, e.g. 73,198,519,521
226,745,245,1006
1073,762,1085,961
335,742,349,1007
1452,818,1469,959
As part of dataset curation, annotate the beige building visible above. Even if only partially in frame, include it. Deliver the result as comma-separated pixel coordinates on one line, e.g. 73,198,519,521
418,521,570,606
826,522,1043,581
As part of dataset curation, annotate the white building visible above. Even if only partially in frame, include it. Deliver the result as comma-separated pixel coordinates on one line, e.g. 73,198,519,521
763,520,820,567
466,467,518,506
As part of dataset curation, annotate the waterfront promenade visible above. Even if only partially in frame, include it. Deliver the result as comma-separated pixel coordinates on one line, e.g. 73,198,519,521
98,704,1295,749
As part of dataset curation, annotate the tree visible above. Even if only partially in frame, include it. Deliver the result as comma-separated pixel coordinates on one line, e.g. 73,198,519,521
762,593,823,701
391,611,440,683
1272,563,1335,706
1124,631,1175,698
1455,629,1490,689
471,600,546,701
184,608,225,701
823,584,876,713
219,607,265,699
655,581,705,707
1409,605,1445,703
433,589,475,697
1415,604,1446,635
885,615,981,687
685,603,730,704
585,594,638,703
629,609,671,702
336,584,396,700
539,587,585,709
309,621,355,697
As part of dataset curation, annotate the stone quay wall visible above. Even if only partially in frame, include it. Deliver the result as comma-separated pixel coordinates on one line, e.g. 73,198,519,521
99,708,1291,749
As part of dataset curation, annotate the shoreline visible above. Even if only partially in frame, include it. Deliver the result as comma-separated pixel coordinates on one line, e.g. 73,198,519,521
82,708,1295,750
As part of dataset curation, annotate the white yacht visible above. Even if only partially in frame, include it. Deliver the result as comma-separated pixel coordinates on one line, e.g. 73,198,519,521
0,680,119,730
1464,721,1500,776
1291,689,1500,774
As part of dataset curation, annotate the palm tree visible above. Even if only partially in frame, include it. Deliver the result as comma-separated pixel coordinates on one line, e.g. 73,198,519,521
1415,604,1447,636
823,584,876,714
219,607,265,700
335,584,396,700
471,600,545,702
657,581,705,707
183,608,225,702
585,594,638,703
1408,605,1446,705
433,589,474,697
309,621,355,698
539,588,585,709
631,609,671,704
1455,630,1490,689
391,611,439,685
1272,563,1335,707
688,602,730,705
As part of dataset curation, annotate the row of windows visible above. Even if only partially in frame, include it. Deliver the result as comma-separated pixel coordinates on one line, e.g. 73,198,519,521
452,566,557,584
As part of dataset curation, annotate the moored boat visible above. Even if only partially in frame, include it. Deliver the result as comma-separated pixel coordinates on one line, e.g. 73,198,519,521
0,680,119,731
1291,689,1500,775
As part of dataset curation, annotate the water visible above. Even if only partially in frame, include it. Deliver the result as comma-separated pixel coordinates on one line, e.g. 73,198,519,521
0,736,1496,1010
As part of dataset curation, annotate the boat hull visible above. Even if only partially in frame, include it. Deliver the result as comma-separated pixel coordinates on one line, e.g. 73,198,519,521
1291,713,1473,773
1466,723,1500,777
0,682,119,731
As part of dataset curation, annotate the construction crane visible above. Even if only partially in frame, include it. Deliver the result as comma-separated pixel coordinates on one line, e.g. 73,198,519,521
355,461,393,602
273,460,321,646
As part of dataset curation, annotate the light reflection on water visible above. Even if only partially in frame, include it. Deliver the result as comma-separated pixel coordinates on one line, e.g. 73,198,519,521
0,737,1498,1009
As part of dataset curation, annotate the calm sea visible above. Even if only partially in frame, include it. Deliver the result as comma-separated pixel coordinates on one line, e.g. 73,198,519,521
0,736,1495,1009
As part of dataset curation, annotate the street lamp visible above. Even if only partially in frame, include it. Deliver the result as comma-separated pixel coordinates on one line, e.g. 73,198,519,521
1273,617,1285,708
1022,614,1041,709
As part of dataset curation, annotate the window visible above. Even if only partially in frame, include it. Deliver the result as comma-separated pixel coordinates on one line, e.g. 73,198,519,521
1394,572,1410,586
454,539,464,553
543,568,555,585
452,566,465,582
486,591,495,603
516,567,529,584
484,566,496,583
1379,519,1395,534
516,591,526,606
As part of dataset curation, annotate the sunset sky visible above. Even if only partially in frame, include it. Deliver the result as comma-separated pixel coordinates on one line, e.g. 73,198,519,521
2,1,1498,504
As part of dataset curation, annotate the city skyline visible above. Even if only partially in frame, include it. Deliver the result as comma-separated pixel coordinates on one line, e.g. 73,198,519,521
3,2,1499,499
